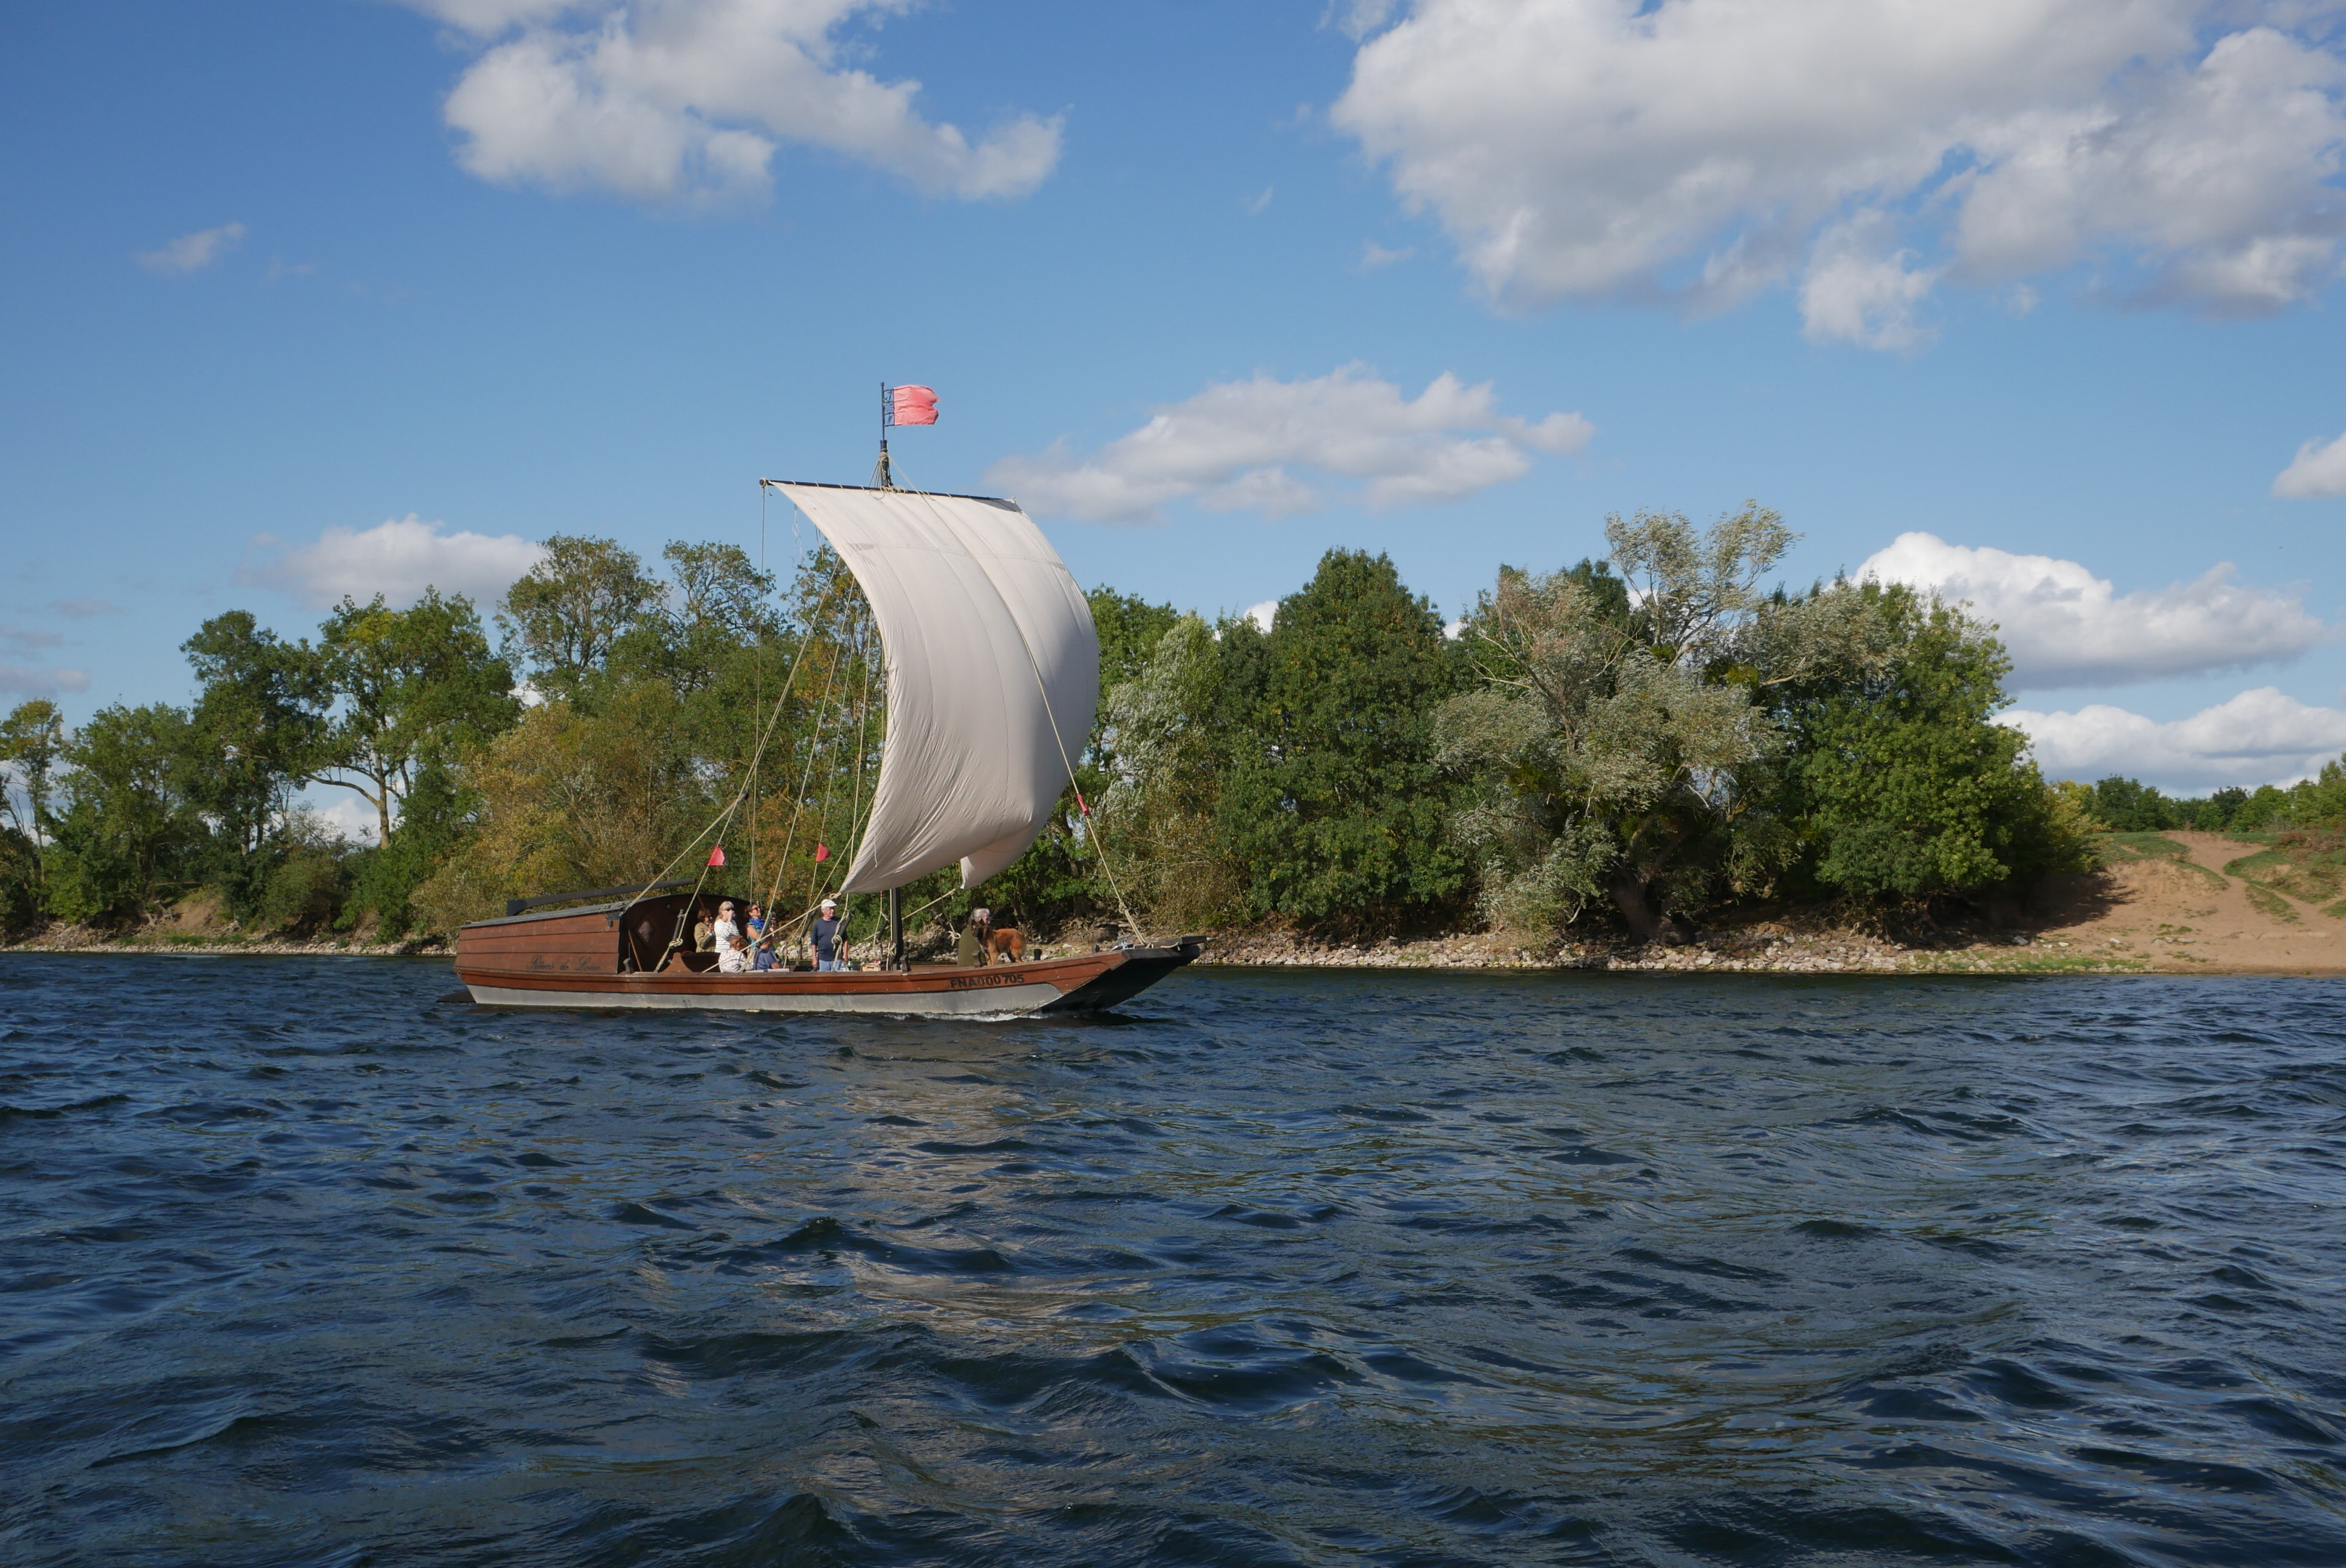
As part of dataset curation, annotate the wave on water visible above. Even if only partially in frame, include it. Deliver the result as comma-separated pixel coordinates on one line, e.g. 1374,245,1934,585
1,955,2343,1565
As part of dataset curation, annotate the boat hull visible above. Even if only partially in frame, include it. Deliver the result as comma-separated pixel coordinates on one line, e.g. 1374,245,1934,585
453,895,1201,1015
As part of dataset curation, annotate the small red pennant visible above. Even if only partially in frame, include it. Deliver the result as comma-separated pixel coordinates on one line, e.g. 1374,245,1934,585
814,843,830,863
707,844,726,867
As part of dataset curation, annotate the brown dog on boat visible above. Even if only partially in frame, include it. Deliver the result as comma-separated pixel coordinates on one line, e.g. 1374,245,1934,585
971,908,1025,965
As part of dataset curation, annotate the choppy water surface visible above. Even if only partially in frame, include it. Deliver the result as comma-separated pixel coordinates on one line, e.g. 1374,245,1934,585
4,959,2345,1566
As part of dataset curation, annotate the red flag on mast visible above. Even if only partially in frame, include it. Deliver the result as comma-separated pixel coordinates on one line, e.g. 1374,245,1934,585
887,385,938,426
813,843,830,863
707,844,726,867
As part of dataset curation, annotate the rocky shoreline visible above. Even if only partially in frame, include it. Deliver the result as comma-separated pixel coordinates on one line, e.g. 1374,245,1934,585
1195,927,2150,975
4,924,450,959
2,921,2143,974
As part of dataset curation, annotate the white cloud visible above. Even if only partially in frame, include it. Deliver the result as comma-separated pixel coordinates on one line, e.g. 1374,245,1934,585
2276,426,2346,497
2004,687,2346,791
1243,600,1278,633
408,0,1062,205
309,794,385,846
242,516,547,611
1333,0,1402,39
989,364,1593,524
1331,2,2346,335
410,0,584,28
1,626,65,651
0,666,91,699
139,222,246,274
1859,532,2332,690
1799,215,1939,350
1360,240,1415,270
1248,185,1275,215
49,598,122,618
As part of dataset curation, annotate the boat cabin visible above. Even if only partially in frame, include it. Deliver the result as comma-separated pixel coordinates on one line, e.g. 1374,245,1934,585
459,888,764,981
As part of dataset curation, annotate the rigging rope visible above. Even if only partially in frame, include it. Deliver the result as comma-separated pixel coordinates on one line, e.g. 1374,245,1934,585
760,621,850,925
622,575,838,963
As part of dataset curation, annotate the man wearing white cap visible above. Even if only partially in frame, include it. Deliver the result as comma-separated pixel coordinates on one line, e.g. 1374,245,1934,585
810,898,845,972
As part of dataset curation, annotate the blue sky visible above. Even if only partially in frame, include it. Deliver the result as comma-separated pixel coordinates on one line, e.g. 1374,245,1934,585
6,0,2346,827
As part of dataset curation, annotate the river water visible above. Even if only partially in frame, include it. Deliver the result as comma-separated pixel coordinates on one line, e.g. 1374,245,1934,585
2,957,2342,1567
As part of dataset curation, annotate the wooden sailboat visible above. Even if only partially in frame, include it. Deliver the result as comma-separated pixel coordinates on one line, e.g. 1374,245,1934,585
454,470,1204,1015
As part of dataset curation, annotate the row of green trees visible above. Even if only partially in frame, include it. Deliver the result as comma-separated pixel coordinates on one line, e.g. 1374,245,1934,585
0,589,513,938
4,503,2328,947
1100,505,2108,941
2083,772,2346,835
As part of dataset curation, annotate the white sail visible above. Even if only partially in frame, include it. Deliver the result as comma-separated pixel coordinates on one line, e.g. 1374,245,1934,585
771,483,1099,893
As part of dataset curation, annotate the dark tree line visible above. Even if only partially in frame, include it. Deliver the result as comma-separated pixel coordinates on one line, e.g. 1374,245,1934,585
4,503,2326,947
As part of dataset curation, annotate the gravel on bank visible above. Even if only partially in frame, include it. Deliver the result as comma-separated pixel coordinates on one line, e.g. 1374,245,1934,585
4,923,448,958
1198,927,2150,975
2,922,2153,973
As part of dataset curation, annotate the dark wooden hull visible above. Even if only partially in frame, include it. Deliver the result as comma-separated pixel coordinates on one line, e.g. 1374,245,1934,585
454,896,1201,1015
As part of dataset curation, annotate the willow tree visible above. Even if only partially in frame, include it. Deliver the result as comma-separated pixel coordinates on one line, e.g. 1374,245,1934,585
1437,504,1887,942
1098,613,1250,930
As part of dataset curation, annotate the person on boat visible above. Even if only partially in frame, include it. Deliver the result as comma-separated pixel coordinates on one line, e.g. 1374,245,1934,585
810,898,845,972
751,930,780,972
956,915,981,967
693,910,715,952
745,904,767,941
712,901,742,952
717,931,753,973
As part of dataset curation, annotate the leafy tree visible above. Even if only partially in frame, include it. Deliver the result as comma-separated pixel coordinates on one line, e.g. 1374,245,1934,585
1,701,65,928
2194,786,2249,830
0,825,38,936
1100,613,1262,930
0,700,65,849
1791,589,2093,902
608,540,782,697
1438,506,1841,941
254,810,355,934
44,703,204,924
2051,778,2107,833
2091,775,2181,833
1087,588,1180,730
412,684,710,934
316,590,518,844
2269,759,2346,829
340,757,474,939
1215,550,1467,932
181,611,332,913
499,535,663,698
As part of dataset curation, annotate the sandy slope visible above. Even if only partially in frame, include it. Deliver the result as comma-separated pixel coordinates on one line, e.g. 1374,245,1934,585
2027,831,2343,974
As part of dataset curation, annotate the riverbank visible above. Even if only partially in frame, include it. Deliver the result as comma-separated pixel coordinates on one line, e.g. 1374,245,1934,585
4,921,448,958
1201,830,2346,976
1198,928,2117,974
10,833,2339,974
